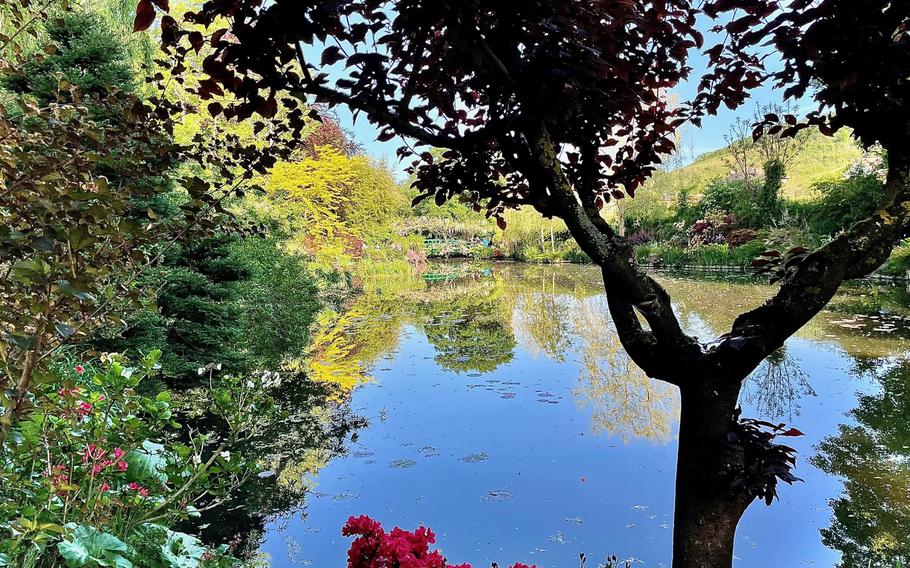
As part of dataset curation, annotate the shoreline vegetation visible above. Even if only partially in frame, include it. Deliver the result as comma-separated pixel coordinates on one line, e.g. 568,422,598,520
4,2,909,566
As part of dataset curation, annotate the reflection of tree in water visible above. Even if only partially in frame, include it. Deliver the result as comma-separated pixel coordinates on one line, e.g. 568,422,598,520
181,375,367,556
741,346,816,421
812,359,910,568
303,291,406,396
416,281,516,373
514,272,575,362
572,298,680,444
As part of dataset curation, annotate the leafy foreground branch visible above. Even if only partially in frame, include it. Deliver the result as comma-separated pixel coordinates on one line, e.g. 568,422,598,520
0,350,281,567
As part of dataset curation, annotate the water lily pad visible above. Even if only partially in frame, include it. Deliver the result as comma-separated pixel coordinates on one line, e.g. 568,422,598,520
481,489,512,502
461,452,490,463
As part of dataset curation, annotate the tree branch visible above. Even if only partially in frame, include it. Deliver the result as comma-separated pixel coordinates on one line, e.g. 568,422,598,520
708,150,910,378
523,123,702,385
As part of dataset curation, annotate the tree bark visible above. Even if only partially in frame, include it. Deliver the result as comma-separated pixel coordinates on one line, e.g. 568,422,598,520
672,379,753,568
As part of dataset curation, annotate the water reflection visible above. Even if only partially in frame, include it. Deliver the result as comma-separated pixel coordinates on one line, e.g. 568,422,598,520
182,375,366,555
812,359,910,568
415,281,516,373
212,262,910,566
572,297,680,443
741,346,816,422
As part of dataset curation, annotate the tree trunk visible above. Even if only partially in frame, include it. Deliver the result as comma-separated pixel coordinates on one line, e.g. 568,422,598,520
673,380,753,568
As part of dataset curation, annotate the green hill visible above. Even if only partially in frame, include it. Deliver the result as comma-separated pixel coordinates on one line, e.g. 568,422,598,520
674,128,863,201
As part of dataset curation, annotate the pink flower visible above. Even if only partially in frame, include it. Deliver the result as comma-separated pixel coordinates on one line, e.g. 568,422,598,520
58,386,82,397
77,402,93,416
138,486,149,497
99,482,110,492
128,482,140,490
112,448,125,459
117,460,128,472
74,364,85,374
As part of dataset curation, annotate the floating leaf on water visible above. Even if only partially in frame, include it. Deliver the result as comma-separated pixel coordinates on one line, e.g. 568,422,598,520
389,459,417,469
548,531,575,544
418,446,439,457
481,490,512,502
461,452,490,463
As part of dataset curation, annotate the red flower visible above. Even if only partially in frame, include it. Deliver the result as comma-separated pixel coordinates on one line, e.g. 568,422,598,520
77,402,93,416
343,515,471,568
74,364,85,374
128,482,149,497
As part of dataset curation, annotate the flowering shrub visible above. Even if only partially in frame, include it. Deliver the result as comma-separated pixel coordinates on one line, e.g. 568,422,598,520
627,230,653,246
688,212,738,247
0,351,278,567
343,515,535,568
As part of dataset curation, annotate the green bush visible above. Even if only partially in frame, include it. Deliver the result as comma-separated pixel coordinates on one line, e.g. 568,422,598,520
0,351,277,567
880,240,910,277
230,238,321,370
689,244,731,266
654,244,690,267
93,236,251,386
804,174,885,235
635,244,658,263
730,239,768,267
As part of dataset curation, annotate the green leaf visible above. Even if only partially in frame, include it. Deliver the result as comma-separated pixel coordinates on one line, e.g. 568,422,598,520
125,440,168,483
55,322,76,338
56,280,96,301
160,529,206,568
5,333,37,350
57,525,132,567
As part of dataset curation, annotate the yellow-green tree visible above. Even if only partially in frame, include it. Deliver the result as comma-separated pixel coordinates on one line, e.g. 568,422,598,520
253,147,404,268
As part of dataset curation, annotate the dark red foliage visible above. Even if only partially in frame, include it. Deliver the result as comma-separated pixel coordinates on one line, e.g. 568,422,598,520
302,108,361,158
136,0,909,236
137,0,776,223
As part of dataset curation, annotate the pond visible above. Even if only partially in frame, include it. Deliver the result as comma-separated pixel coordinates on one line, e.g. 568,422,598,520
230,262,910,567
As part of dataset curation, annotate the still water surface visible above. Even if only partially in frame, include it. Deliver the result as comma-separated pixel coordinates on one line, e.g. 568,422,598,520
248,262,910,567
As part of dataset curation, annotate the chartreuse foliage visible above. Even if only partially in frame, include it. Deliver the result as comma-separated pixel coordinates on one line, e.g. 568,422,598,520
249,146,403,269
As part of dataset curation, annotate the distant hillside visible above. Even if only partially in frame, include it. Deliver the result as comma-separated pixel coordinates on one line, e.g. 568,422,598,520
674,128,863,201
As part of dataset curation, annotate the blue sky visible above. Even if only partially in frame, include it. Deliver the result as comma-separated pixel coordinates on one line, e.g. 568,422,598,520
330,12,806,181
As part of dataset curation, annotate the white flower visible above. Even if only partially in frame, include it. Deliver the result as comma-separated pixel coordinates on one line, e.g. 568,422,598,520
215,363,223,371
197,367,205,376
219,451,231,461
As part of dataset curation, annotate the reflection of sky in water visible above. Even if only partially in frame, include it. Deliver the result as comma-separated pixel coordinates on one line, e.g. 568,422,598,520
257,266,906,567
